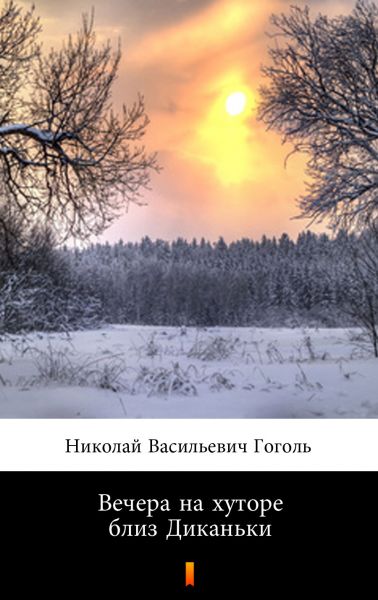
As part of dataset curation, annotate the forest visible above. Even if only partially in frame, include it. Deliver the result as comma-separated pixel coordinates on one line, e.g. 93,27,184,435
1,228,376,333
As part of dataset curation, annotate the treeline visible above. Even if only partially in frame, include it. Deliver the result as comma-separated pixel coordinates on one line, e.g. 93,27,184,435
0,229,376,332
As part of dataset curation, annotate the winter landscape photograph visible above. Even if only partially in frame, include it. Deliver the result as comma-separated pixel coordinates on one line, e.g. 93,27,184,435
0,0,377,418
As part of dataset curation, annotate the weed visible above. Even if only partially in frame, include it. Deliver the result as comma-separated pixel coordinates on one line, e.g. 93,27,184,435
188,335,239,361
132,363,197,397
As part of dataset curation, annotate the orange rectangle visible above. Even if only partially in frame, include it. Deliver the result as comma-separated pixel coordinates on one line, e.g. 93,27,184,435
185,561,194,587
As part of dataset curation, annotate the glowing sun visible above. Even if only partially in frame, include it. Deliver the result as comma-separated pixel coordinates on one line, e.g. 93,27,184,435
225,91,247,116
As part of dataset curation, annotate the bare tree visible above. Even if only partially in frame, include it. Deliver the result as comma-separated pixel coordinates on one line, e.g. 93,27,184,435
259,1,378,230
342,226,378,357
0,1,157,240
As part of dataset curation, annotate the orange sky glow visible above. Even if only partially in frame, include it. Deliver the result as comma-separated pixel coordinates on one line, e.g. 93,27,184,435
19,0,356,242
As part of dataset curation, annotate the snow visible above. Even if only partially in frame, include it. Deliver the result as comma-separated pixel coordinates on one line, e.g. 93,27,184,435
0,325,376,418
0,124,54,141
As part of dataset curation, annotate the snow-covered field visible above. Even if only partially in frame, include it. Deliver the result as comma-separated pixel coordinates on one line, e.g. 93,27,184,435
0,325,376,418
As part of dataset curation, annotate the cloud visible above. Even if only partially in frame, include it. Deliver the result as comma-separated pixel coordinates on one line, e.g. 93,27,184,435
17,0,361,241
128,0,273,69
20,0,217,32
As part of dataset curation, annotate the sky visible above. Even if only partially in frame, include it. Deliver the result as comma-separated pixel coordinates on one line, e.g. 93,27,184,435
20,0,356,243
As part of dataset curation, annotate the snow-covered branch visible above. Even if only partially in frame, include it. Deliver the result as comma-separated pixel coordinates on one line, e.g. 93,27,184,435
0,3,158,241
